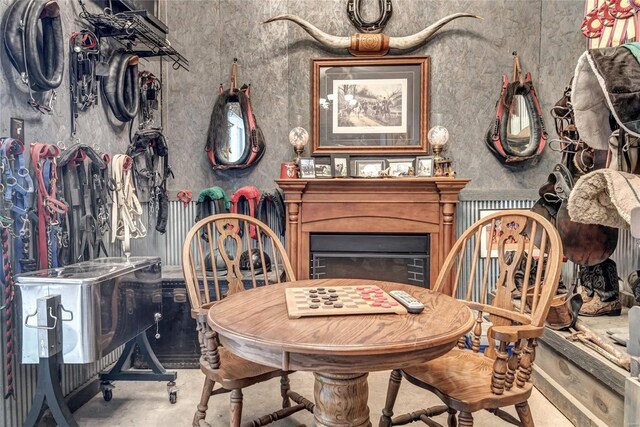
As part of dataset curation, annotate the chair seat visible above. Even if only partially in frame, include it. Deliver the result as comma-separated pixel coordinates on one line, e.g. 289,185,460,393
402,348,533,413
199,347,283,390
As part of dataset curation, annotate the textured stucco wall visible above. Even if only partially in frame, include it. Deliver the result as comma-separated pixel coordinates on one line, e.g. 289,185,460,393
164,0,586,197
0,0,586,197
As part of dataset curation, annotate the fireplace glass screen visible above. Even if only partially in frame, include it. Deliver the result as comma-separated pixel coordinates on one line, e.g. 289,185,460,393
310,234,430,288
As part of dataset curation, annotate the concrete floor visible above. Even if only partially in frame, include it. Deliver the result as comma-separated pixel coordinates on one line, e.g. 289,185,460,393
73,369,572,426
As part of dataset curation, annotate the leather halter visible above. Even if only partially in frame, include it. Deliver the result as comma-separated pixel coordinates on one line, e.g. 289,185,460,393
0,138,35,273
56,144,109,265
347,0,393,33
3,0,64,112
102,51,140,122
69,29,99,135
231,186,261,240
127,128,173,233
257,190,286,237
111,154,146,255
485,72,548,166
30,143,68,270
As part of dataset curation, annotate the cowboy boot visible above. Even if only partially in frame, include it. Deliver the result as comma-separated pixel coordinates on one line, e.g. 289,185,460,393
579,293,622,317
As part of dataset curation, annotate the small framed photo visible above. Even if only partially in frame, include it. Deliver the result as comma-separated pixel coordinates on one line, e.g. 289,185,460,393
299,157,316,178
354,159,386,178
387,158,415,177
331,154,350,178
415,156,435,177
314,157,332,178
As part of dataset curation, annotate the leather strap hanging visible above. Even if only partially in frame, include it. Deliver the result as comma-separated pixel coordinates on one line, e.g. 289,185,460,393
30,143,68,270
110,154,146,255
0,138,35,273
56,144,109,265
127,128,173,234
69,29,99,136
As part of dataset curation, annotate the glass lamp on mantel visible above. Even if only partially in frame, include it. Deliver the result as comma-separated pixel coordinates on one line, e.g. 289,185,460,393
428,125,449,162
289,127,309,164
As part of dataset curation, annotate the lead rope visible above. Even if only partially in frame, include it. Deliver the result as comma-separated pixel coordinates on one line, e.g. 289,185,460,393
0,223,14,398
111,154,146,257
31,143,68,270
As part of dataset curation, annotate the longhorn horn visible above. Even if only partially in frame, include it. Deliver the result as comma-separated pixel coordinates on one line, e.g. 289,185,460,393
264,14,350,49
388,13,483,49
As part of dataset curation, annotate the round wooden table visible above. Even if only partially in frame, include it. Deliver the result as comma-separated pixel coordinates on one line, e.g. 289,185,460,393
207,279,474,427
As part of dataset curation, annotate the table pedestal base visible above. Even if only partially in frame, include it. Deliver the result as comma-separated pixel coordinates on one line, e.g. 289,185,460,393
313,372,371,427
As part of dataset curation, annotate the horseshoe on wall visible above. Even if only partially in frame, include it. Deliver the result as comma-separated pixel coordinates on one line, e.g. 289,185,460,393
347,0,393,33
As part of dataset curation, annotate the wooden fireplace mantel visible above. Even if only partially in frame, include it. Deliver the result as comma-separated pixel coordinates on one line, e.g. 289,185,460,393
276,178,469,290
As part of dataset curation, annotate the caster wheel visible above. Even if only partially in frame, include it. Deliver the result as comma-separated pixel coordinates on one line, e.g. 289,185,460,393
103,389,113,402
169,391,177,404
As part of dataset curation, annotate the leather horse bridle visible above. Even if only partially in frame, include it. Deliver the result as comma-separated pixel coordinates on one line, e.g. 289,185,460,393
56,144,109,265
102,51,140,122
3,0,64,113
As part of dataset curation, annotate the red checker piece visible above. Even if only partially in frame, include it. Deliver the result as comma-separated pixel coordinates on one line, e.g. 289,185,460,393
381,303,390,308
373,302,382,307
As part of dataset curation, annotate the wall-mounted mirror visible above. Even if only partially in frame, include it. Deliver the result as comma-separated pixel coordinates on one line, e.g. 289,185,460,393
206,80,265,170
506,94,532,154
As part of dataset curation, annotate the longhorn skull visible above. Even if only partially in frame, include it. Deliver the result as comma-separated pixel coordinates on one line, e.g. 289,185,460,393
264,13,482,56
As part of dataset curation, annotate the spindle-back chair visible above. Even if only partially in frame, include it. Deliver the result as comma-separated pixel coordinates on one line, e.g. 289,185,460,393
379,210,563,427
182,214,313,427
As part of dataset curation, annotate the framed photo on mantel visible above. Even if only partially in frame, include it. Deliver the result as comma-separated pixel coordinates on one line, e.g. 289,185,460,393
312,56,430,155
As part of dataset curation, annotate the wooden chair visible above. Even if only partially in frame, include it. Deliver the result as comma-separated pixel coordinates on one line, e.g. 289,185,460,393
182,213,313,427
379,210,563,427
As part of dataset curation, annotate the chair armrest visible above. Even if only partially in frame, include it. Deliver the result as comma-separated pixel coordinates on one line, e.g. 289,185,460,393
489,324,544,342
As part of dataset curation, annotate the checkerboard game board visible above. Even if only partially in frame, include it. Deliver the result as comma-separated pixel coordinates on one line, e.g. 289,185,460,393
285,285,407,318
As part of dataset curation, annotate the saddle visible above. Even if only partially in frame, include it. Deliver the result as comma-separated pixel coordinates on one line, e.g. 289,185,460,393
3,0,64,110
102,51,140,122
485,54,547,167
231,186,261,240
206,60,265,170
532,163,618,266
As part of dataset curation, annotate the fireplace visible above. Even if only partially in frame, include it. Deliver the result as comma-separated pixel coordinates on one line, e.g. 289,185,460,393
277,178,469,294
310,234,430,287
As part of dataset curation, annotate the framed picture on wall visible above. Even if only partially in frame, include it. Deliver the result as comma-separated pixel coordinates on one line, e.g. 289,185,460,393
415,156,434,177
300,157,316,179
312,56,430,155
